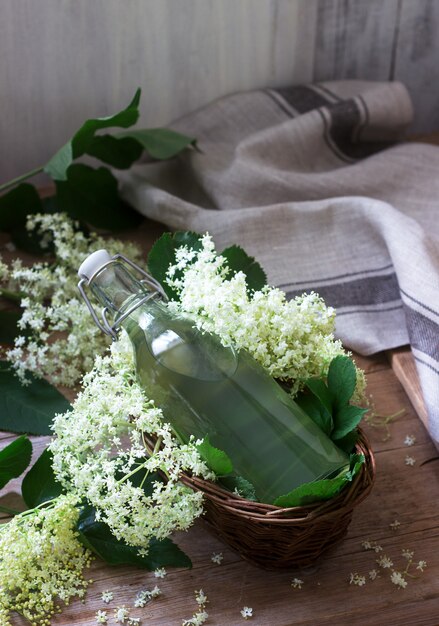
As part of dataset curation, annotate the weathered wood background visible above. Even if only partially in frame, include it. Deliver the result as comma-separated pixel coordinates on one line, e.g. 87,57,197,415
1,0,439,184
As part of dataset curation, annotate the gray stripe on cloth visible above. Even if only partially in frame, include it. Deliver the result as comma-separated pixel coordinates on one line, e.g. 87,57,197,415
404,305,439,362
285,272,400,309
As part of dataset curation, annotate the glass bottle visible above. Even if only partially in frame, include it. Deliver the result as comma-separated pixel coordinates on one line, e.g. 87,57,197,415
78,250,349,504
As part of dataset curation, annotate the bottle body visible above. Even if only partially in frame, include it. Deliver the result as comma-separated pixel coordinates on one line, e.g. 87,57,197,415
85,259,349,504
123,298,348,503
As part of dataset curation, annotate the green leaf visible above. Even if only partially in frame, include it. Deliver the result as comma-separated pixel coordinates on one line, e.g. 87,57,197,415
0,360,71,435
55,164,142,231
306,378,333,415
0,311,21,344
332,405,368,441
273,452,365,508
196,437,233,476
0,183,43,231
78,505,192,569
118,127,196,160
221,245,267,292
295,392,333,437
327,356,357,407
219,475,257,501
86,135,143,169
147,231,203,300
21,448,63,508
0,435,32,489
45,88,141,181
333,429,359,454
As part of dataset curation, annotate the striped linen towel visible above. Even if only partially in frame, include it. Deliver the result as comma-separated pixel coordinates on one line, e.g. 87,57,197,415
116,81,439,448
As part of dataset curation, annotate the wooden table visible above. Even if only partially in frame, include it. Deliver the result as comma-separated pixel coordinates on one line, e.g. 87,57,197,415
1,221,439,626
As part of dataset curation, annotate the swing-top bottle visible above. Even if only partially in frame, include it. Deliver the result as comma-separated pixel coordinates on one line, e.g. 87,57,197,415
78,250,349,504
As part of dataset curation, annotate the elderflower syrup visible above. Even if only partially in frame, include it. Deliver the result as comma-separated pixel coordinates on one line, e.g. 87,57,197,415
78,251,349,504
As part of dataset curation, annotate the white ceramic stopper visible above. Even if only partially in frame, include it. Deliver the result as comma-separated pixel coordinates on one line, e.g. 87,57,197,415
78,249,112,282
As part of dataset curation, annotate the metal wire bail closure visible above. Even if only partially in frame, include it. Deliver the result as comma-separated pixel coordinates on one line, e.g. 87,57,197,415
78,253,168,340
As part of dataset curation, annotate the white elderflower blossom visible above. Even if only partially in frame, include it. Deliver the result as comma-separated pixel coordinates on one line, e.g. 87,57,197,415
96,610,108,624
349,573,366,587
154,567,167,578
389,520,401,531
390,571,408,589
211,552,223,565
291,578,304,589
195,589,208,606
101,591,114,604
404,435,416,446
166,234,365,398
2,213,142,387
376,555,393,569
417,560,427,572
368,570,378,581
402,549,414,561
405,456,416,466
241,606,253,619
50,333,213,552
114,606,130,623
0,495,92,626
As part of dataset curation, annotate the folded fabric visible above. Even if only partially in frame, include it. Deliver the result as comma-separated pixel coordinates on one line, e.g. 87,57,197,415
115,80,439,449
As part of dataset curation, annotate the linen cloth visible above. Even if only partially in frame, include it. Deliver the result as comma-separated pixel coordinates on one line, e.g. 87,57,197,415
115,81,439,448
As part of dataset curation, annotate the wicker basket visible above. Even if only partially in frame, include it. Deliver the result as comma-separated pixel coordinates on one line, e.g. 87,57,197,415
180,429,375,569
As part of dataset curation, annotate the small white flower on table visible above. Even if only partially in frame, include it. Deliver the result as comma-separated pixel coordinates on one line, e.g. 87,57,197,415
291,578,304,589
241,606,253,619
211,552,224,565
390,571,408,589
349,573,366,586
368,569,378,581
114,606,130,624
405,455,416,466
195,589,208,606
404,435,416,446
389,520,401,531
101,590,114,604
376,555,393,569
95,610,108,624
154,567,167,578
402,548,414,561
417,560,427,572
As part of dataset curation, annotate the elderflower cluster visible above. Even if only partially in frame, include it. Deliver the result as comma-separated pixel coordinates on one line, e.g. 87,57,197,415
2,213,141,386
0,495,92,625
50,333,213,550
166,234,365,397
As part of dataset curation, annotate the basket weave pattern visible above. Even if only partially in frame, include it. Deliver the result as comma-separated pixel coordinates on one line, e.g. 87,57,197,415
180,429,375,569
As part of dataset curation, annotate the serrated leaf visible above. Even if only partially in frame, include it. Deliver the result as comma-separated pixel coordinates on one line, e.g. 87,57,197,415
306,378,333,415
147,231,203,300
45,89,141,181
0,360,71,435
0,435,32,489
196,437,233,476
118,127,196,160
295,392,333,436
77,505,191,569
327,355,357,407
273,472,349,508
86,134,143,169
0,311,21,344
21,448,63,508
55,164,142,231
221,245,267,292
332,405,368,440
0,183,43,231
219,475,257,501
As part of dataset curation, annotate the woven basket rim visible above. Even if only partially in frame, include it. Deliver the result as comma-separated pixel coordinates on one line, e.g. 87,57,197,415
179,428,375,524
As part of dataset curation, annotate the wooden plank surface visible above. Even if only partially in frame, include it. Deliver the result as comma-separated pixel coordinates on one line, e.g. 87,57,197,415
1,226,438,624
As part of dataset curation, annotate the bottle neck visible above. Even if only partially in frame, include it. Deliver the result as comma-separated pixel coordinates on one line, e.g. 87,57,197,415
89,261,149,318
